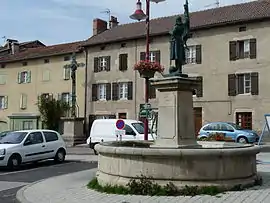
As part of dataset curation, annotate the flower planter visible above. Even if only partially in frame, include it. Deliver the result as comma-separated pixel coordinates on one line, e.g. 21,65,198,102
138,69,156,78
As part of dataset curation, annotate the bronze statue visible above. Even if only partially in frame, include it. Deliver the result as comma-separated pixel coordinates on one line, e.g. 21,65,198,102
167,0,190,77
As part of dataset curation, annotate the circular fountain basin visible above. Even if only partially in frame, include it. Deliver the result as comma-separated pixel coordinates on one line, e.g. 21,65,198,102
95,141,260,189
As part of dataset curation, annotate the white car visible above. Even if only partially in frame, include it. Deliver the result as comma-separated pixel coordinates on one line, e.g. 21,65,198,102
0,129,67,169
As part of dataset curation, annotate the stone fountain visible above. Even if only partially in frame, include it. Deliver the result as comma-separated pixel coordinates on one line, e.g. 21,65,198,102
94,0,260,189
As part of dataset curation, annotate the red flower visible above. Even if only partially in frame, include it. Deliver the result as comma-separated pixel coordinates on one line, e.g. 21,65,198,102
133,60,164,73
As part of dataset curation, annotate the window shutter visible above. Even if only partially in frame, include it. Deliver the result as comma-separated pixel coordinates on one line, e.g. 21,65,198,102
127,82,133,100
229,41,237,61
106,56,111,71
196,76,203,97
149,84,156,99
69,93,73,107
154,51,160,63
237,74,244,94
94,57,99,73
228,74,237,96
249,38,257,59
251,72,259,95
140,52,146,61
195,45,202,64
27,71,31,83
92,84,97,101
57,93,62,101
106,83,111,100
112,82,119,101
17,72,21,84
20,94,27,109
119,54,128,71
63,67,70,80
4,96,8,109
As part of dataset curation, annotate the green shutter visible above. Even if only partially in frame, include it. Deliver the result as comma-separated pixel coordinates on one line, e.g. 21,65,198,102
17,72,21,84
27,71,31,83
4,96,8,109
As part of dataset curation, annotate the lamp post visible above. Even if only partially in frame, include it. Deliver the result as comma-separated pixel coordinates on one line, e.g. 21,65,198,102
130,0,165,140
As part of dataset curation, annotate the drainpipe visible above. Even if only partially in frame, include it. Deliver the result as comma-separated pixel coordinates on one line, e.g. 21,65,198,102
83,48,89,137
134,39,138,119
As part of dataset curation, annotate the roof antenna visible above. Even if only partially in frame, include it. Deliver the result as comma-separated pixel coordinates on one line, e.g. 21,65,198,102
205,0,220,8
100,8,111,28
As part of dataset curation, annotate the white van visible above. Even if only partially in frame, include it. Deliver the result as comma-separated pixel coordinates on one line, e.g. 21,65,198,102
86,119,155,154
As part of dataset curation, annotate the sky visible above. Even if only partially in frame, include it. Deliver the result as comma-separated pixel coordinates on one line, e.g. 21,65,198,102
1,0,252,45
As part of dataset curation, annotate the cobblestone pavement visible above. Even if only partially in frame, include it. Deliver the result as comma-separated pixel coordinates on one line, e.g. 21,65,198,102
17,153,270,203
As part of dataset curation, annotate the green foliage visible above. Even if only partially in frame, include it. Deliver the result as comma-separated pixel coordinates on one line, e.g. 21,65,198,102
37,96,70,131
87,175,231,197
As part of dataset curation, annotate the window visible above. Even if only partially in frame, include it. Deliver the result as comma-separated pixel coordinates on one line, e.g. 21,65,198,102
25,132,44,145
185,45,202,64
22,62,28,66
20,94,27,109
97,84,106,100
43,131,58,142
140,51,160,63
44,59,50,63
118,83,128,100
239,26,246,32
23,121,33,130
149,84,156,99
94,56,111,72
42,69,50,81
61,93,71,105
0,96,8,109
190,76,203,97
118,113,127,119
124,125,136,135
64,56,71,61
220,123,234,131
132,122,145,134
236,112,252,130
229,38,256,60
41,93,52,101
63,66,70,80
0,74,6,85
18,71,31,84
0,132,27,144
228,72,259,96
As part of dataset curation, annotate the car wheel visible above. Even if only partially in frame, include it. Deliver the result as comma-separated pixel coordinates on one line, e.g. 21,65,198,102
237,137,248,144
54,149,66,163
8,154,21,170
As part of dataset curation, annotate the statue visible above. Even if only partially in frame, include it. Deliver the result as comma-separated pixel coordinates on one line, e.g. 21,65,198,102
167,0,191,77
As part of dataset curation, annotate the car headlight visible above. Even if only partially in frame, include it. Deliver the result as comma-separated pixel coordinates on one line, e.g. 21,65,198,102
0,149,6,155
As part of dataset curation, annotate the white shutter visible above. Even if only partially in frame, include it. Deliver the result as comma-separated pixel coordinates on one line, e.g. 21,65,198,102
4,96,8,109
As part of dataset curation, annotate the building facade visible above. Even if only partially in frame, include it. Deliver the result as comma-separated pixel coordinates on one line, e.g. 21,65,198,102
84,0,270,134
0,40,86,131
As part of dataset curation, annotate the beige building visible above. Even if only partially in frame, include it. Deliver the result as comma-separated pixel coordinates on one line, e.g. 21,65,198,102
83,0,270,134
0,39,86,131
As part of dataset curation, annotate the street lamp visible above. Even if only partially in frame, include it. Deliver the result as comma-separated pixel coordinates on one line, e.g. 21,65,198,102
130,0,166,141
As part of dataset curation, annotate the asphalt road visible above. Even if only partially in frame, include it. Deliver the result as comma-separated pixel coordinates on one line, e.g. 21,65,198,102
0,160,97,203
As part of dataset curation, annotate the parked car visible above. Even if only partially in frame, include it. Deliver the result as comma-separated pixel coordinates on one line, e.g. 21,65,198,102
198,122,259,143
0,129,67,169
87,119,155,154
0,131,12,140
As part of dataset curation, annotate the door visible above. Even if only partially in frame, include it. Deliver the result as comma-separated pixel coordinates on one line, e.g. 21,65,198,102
194,107,202,137
236,112,252,129
22,131,46,162
42,131,60,158
219,123,237,141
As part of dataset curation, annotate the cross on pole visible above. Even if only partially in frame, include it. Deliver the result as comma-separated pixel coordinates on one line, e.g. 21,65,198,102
64,52,85,117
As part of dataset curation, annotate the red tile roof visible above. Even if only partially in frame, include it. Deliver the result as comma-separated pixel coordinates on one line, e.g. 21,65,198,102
84,0,270,46
0,41,84,63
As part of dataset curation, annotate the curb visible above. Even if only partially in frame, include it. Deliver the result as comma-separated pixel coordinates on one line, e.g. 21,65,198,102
16,168,97,203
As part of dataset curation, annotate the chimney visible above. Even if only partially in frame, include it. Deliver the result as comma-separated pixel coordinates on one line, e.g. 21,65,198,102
109,16,119,28
93,18,108,35
11,41,19,54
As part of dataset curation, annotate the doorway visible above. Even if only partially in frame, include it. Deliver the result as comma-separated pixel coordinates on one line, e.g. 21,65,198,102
193,107,202,137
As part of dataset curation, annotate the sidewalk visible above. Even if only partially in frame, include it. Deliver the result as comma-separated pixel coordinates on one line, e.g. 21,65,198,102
17,153,270,203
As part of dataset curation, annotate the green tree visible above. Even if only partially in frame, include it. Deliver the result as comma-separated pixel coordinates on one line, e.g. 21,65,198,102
37,96,70,131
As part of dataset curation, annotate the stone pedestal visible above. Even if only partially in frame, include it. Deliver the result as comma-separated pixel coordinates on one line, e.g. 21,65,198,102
60,117,85,147
150,76,199,148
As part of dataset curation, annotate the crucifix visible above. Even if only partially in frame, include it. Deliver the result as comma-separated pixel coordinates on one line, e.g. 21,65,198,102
64,53,85,117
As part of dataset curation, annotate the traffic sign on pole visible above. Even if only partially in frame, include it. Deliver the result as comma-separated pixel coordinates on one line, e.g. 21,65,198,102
116,119,125,130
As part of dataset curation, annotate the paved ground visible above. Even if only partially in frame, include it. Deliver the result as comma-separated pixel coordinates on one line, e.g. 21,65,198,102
15,152,270,203
0,154,97,203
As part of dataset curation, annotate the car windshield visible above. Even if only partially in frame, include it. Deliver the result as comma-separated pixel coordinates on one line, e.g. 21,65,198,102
132,122,147,134
0,132,28,144
228,123,243,130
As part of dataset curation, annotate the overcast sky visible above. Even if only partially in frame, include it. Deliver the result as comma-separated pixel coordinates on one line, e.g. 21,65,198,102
1,0,252,45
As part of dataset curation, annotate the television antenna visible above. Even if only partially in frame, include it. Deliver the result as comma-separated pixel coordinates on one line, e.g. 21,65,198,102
100,8,111,28
205,0,220,8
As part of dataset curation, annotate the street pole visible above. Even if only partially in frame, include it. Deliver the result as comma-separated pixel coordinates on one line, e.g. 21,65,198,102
144,0,150,141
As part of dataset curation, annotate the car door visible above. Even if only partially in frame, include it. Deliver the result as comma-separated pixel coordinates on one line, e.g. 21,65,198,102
21,131,46,162
42,131,60,158
222,123,237,141
123,125,137,140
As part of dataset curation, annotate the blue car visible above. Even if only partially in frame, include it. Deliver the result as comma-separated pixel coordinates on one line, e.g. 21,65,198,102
198,122,259,143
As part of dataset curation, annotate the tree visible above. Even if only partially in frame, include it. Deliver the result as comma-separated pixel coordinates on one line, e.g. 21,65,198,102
37,96,70,131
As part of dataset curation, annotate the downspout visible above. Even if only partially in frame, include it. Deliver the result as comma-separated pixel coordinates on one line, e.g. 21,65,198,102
134,39,138,119
83,48,89,136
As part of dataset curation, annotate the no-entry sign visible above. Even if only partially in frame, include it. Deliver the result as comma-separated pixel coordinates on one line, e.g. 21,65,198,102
116,119,125,130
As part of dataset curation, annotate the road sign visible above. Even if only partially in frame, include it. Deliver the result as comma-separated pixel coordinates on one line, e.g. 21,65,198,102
116,119,125,130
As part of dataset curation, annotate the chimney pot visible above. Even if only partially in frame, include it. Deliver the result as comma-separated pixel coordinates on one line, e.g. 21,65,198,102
109,16,119,28
93,18,108,35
